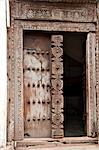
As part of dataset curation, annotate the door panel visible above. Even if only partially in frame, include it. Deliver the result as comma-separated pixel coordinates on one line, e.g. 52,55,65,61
23,33,51,138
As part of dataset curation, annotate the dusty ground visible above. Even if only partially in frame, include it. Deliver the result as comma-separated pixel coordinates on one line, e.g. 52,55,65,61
1,144,99,150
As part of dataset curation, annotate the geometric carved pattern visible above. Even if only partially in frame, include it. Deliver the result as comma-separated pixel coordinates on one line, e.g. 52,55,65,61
14,0,96,23
51,35,64,138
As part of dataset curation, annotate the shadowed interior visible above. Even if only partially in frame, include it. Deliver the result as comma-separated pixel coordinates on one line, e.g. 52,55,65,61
64,33,87,137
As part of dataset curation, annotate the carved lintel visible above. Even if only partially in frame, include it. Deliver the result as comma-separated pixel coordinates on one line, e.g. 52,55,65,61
12,1,96,23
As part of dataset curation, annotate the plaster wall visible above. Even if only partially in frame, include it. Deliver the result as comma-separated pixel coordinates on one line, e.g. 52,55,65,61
0,0,7,148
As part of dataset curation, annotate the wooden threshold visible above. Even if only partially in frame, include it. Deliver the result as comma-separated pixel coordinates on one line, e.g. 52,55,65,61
15,137,98,148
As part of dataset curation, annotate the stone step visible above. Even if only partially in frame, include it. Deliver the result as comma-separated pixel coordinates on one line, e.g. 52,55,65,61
16,144,99,150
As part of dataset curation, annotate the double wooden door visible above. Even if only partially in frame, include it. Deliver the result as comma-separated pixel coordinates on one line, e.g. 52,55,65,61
23,31,96,139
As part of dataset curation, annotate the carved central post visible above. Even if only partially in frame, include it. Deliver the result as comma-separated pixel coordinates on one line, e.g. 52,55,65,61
51,35,64,138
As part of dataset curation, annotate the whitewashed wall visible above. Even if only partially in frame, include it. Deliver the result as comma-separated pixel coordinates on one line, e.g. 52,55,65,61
0,0,7,148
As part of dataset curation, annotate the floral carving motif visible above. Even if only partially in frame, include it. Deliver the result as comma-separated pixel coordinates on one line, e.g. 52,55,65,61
51,35,64,138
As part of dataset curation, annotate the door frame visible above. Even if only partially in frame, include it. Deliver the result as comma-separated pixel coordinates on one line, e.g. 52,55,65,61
7,20,97,143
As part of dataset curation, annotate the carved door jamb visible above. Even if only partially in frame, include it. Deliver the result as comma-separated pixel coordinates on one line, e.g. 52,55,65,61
86,32,96,137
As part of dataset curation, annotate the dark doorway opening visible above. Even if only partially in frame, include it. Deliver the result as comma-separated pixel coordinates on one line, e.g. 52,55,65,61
64,33,87,137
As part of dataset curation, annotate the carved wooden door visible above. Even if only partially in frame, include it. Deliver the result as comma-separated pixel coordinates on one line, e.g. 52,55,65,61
23,33,64,138
23,33,51,138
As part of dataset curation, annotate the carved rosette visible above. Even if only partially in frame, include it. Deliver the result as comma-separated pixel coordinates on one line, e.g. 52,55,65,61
51,35,64,138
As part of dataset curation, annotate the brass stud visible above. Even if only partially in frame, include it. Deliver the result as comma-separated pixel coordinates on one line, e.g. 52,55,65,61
41,68,44,72
27,52,30,55
38,100,41,104
47,101,50,104
47,84,50,88
42,116,46,121
32,100,35,104
42,100,45,104
51,44,54,47
37,68,39,72
28,83,30,87
32,52,35,55
32,83,35,87
48,117,50,120
46,68,50,72
8,55,11,59
37,52,40,55
42,52,44,55
46,52,49,55
27,101,30,104
42,84,45,89
32,68,35,71
37,84,40,88
33,117,36,121
27,68,31,71
27,119,30,122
